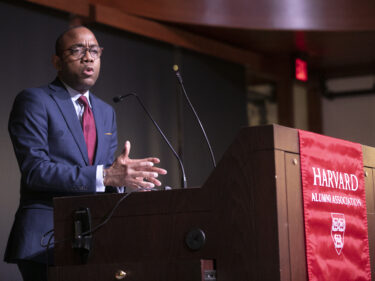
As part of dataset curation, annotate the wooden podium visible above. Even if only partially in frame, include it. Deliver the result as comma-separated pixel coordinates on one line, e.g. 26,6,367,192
49,125,375,281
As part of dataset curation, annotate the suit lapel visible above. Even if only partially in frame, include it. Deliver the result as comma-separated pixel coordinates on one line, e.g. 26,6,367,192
48,79,89,165
90,94,104,165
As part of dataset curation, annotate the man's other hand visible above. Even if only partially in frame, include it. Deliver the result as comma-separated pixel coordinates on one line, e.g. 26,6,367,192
103,141,167,191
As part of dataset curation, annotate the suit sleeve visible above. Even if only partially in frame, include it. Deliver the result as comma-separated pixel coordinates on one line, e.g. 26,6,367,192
8,89,113,194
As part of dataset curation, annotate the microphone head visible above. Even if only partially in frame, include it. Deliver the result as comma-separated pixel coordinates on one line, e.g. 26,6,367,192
113,96,122,103
172,65,183,84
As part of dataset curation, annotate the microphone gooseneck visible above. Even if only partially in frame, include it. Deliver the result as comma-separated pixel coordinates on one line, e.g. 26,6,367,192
113,93,188,188
173,65,217,168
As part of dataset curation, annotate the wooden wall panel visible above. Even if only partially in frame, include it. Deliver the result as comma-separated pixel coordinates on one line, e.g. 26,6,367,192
366,168,375,279
26,0,90,17
363,145,375,168
365,168,375,214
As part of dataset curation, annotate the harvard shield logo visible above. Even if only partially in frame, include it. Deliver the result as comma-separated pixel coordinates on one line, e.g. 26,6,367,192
331,213,345,255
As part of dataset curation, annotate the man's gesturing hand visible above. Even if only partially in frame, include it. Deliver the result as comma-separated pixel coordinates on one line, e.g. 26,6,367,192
103,141,167,190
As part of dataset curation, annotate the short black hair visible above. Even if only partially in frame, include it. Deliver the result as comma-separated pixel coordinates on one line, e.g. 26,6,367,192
55,25,88,57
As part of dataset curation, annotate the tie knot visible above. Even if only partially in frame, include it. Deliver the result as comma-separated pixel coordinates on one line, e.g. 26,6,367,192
78,95,89,107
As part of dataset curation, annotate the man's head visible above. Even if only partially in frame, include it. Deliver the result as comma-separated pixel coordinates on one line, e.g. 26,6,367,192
53,26,102,93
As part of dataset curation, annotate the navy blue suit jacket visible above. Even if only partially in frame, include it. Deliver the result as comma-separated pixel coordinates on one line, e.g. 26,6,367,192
4,79,118,263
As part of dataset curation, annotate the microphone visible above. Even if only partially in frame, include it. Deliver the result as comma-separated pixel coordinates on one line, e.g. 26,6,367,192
113,93,188,188
113,96,123,103
173,65,217,168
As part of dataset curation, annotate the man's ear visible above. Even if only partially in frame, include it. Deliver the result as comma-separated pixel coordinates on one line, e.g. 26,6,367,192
52,55,62,71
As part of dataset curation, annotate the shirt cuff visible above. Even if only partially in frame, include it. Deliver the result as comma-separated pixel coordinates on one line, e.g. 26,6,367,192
96,165,105,192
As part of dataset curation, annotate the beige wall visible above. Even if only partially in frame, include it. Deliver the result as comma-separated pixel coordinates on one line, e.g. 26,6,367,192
323,94,375,146
322,75,375,146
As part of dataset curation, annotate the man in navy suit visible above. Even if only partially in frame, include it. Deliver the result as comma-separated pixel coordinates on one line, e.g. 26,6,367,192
4,26,167,281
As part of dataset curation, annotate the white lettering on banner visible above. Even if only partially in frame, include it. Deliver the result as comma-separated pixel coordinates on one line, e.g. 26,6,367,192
312,167,359,191
312,192,331,203
311,192,362,207
351,174,359,191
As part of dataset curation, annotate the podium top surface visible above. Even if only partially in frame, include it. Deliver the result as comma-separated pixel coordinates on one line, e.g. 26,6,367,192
243,124,375,167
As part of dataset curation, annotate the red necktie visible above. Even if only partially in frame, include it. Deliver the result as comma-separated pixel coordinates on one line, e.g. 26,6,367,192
78,96,97,165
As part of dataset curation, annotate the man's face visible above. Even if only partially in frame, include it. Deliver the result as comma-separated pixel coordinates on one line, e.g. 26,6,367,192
53,27,101,93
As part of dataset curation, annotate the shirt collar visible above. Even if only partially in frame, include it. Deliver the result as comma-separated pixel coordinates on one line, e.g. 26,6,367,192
61,80,92,107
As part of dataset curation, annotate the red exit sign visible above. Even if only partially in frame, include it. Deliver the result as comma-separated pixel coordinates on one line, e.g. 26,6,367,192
295,58,308,82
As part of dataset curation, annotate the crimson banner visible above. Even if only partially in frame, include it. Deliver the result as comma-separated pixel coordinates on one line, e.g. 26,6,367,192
299,130,371,281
